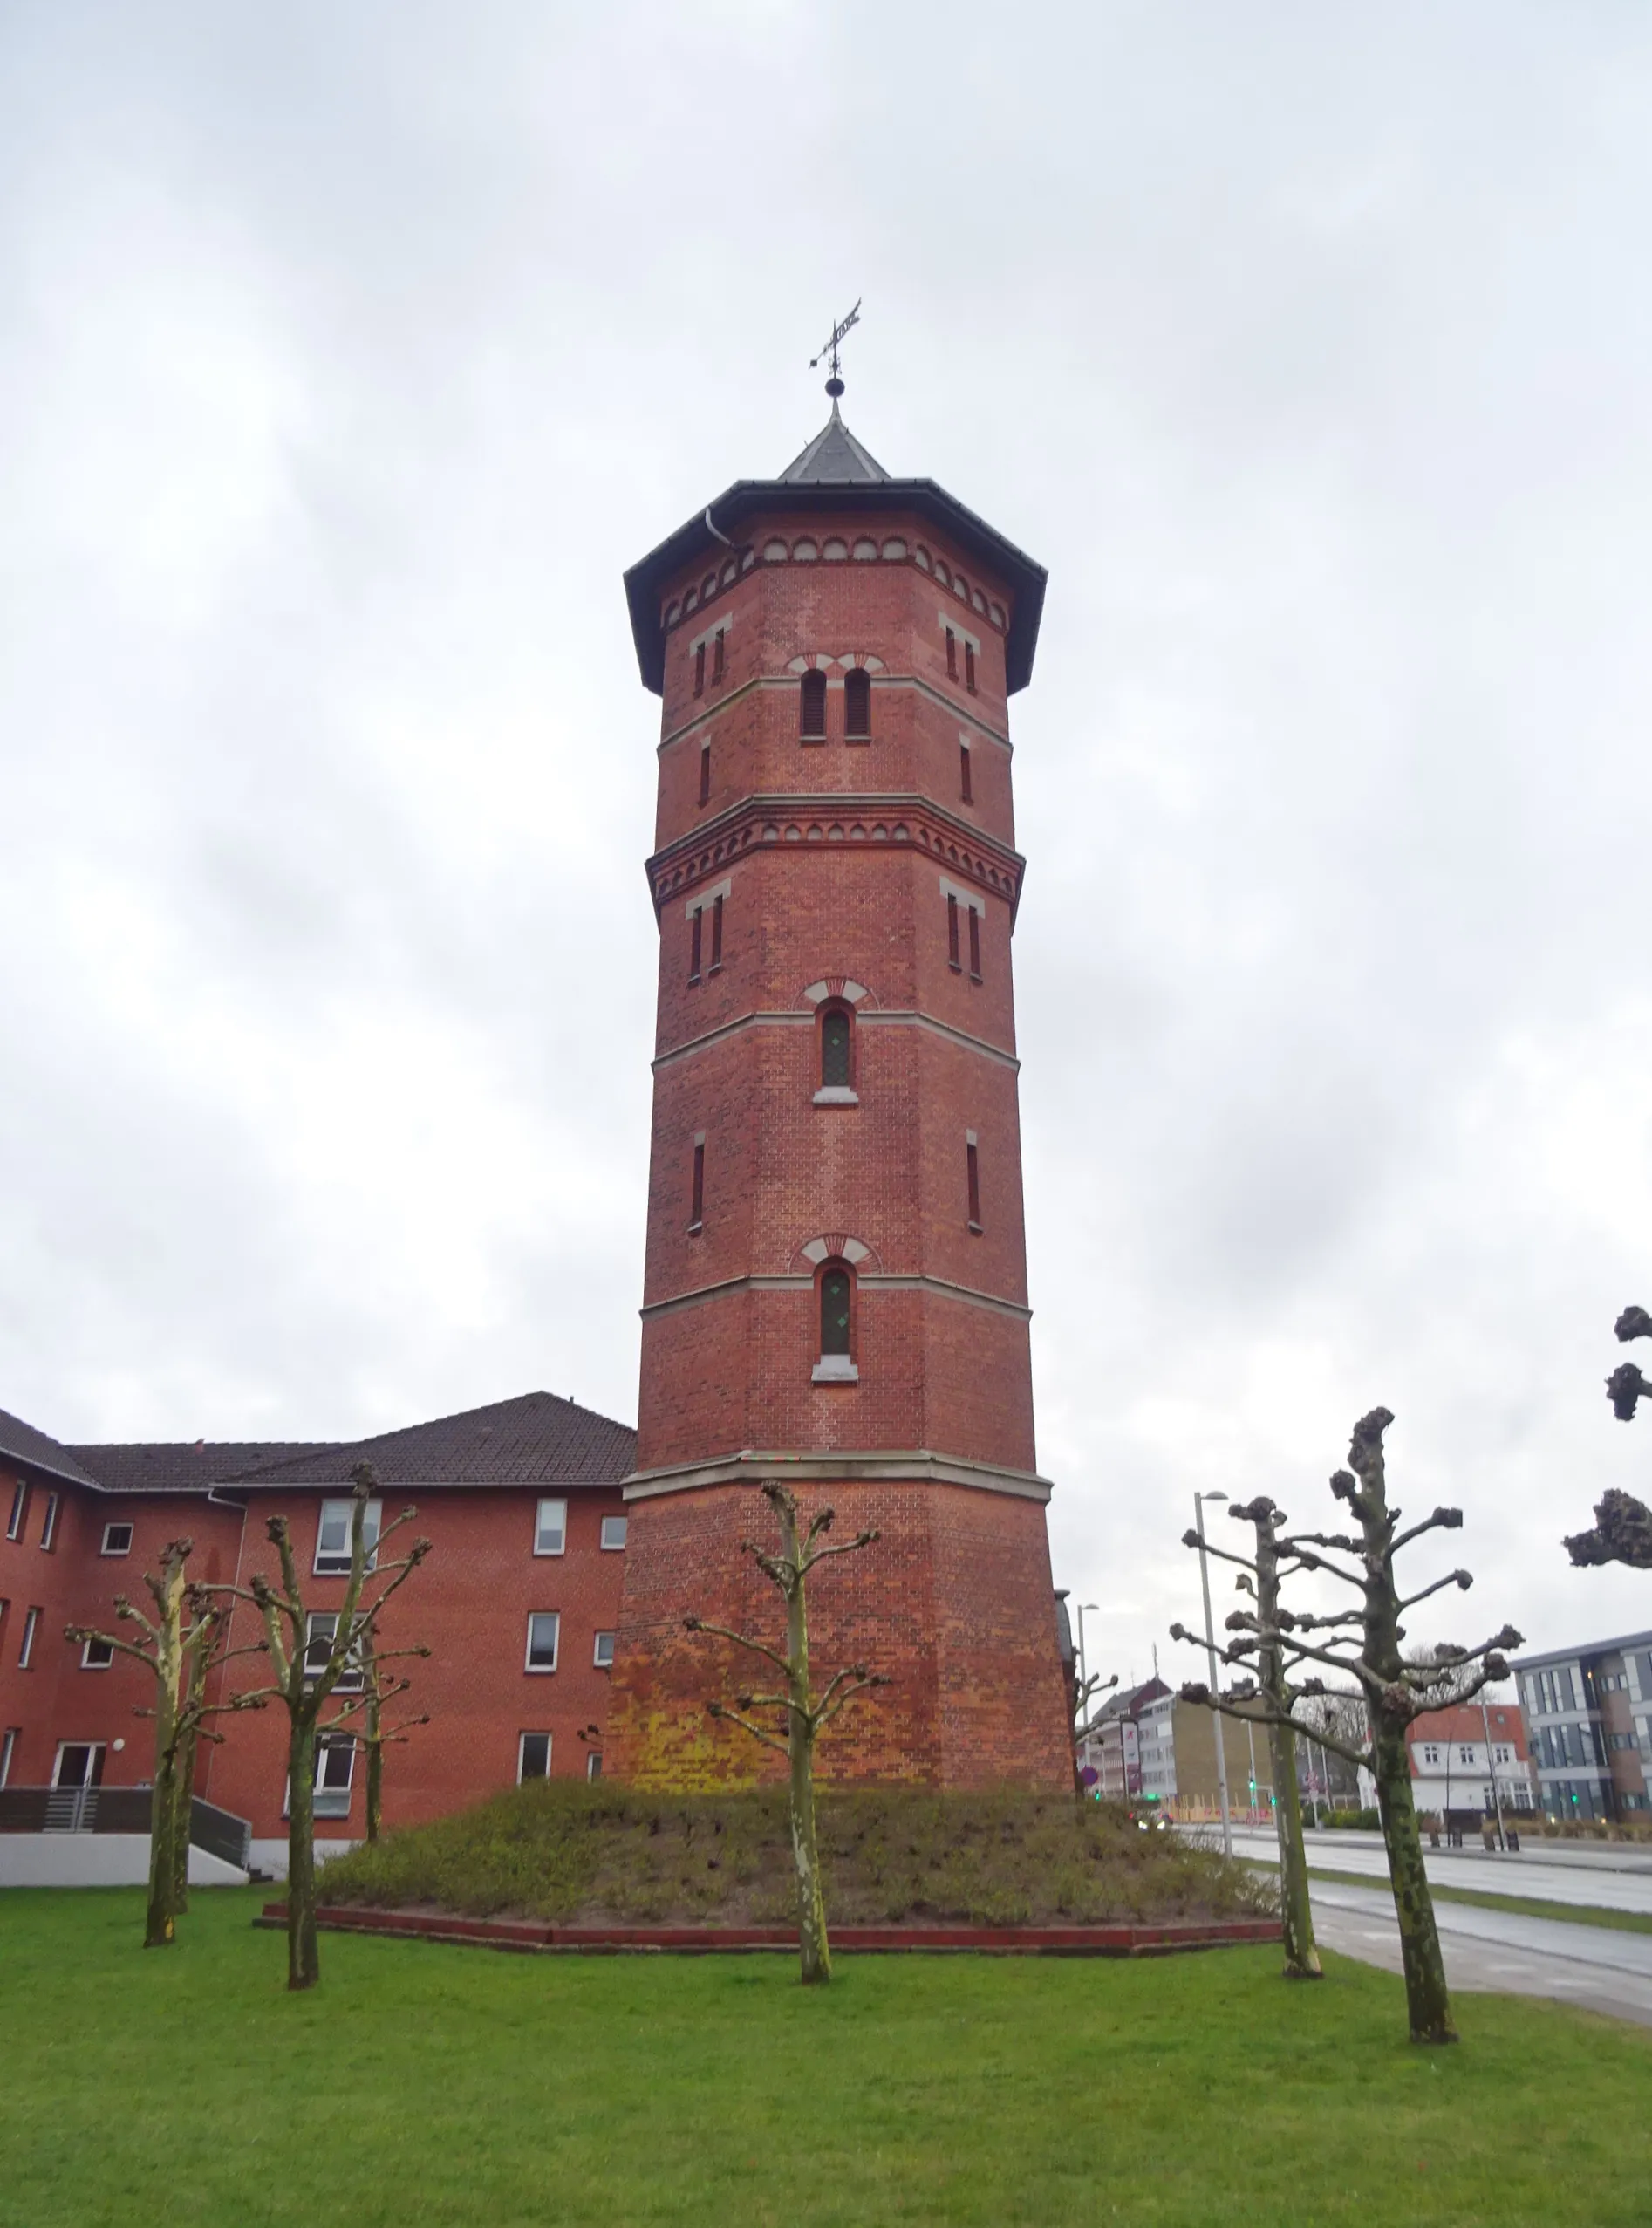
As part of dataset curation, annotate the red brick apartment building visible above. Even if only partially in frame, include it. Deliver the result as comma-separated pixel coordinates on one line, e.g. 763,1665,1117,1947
0,389,1075,1853
0,1394,633,1865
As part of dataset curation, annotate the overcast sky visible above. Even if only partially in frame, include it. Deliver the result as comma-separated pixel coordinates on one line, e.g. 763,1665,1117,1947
4,3,1652,1685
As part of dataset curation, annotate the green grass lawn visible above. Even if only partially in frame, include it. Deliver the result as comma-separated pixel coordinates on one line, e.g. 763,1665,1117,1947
3,1886,1649,2228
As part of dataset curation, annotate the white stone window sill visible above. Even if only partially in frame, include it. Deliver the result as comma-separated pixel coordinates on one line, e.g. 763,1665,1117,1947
811,1356,859,1384
812,1087,859,1106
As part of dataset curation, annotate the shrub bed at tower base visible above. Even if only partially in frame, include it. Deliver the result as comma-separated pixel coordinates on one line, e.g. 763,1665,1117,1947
312,1779,1276,1931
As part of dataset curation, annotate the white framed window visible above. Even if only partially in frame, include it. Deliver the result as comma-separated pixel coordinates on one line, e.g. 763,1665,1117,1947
593,1631,616,1669
53,1741,104,1789
1494,1744,1512,1764
100,1522,133,1557
1457,1745,1476,1767
518,1732,551,1781
1421,1744,1441,1767
39,1493,59,1550
0,1728,17,1787
586,1751,604,1781
81,1636,114,1670
525,1613,560,1673
304,1611,364,1690
309,1737,356,1819
18,1606,40,1669
600,1515,628,1552
314,1497,381,1576
5,1481,25,1541
535,1499,568,1556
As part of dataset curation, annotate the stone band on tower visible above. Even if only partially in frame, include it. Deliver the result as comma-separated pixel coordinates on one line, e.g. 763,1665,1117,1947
606,397,1072,1787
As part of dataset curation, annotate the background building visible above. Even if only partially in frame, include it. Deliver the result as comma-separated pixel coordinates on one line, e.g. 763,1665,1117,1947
1514,1632,1652,1821
1,1395,633,1870
607,394,1072,1788
1405,1701,1536,1832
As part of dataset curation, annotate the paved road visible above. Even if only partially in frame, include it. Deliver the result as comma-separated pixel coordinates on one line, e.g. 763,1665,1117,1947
1224,1825,1652,1916
1304,1876,1652,2028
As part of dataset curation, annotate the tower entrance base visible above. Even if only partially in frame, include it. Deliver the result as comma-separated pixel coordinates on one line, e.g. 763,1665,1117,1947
606,1477,1073,1789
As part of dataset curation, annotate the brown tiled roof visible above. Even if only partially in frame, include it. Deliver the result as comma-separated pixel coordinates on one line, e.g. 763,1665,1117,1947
199,1391,636,1493
65,1441,325,1495
0,1405,106,1491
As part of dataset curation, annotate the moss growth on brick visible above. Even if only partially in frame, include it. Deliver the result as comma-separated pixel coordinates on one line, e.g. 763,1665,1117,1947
316,1782,1273,1927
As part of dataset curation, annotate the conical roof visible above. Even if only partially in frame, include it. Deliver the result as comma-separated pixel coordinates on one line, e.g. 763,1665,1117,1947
778,401,889,484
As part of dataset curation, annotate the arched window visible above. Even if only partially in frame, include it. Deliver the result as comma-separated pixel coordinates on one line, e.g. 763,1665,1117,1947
821,1006,851,1090
820,1266,853,1362
800,669,827,740
843,667,871,741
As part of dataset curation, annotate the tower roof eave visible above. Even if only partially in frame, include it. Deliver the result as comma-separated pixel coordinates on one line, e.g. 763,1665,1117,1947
623,476,1048,698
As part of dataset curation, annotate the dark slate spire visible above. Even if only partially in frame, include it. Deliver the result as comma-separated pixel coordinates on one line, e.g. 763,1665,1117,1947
777,400,889,485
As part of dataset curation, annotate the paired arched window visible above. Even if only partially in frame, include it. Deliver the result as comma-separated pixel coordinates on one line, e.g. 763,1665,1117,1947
843,667,871,741
800,670,827,740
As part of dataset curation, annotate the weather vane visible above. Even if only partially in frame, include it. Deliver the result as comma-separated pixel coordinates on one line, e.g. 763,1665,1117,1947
809,298,861,399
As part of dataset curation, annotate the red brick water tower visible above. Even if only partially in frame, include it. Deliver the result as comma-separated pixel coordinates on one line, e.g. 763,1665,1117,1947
606,381,1072,1787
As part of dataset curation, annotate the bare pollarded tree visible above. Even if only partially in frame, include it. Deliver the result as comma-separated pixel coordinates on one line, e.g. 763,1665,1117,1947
684,1481,888,1985
1566,1306,1652,1569
65,1538,246,1950
1178,1410,1519,2046
212,1464,432,1990
1172,1495,1321,1981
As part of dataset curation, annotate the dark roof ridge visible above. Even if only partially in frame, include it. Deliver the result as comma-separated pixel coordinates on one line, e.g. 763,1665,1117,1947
0,1404,106,1492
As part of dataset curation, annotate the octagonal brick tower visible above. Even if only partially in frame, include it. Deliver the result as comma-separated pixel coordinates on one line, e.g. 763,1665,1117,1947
606,398,1072,1788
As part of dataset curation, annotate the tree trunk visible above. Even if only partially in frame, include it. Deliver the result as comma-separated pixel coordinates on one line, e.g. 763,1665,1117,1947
365,1738,383,1844
364,1644,383,1843
286,1717,321,1992
778,1497,830,1985
1270,1717,1321,1980
143,1565,187,1949
169,1643,209,1913
145,1739,181,1950
1374,1719,1456,2044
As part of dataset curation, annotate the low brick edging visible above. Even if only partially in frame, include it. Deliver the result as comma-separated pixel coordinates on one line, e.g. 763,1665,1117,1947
257,1903,1281,1957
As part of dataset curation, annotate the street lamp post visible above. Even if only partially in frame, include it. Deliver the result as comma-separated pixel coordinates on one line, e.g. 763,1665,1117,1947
1193,1490,1233,1857
1075,1602,1100,1699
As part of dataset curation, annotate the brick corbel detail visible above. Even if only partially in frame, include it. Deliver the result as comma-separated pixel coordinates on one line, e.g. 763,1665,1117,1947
645,794,1026,923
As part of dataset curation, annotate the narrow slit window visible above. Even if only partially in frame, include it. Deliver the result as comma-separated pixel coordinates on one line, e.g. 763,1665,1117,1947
689,906,703,982
843,667,871,740
966,1138,982,1231
6,1482,26,1541
959,742,973,803
18,1606,40,1669
698,742,711,804
693,641,706,697
0,1729,17,1787
968,907,982,981
965,639,977,694
800,669,827,739
711,629,725,684
821,1007,851,1090
945,627,958,679
947,893,961,970
709,893,724,971
39,1493,58,1550
690,1139,705,1230
820,1268,852,1357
